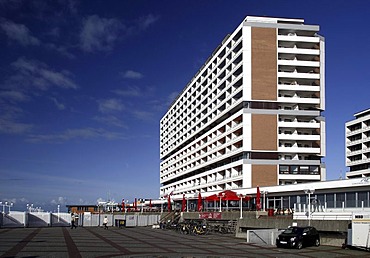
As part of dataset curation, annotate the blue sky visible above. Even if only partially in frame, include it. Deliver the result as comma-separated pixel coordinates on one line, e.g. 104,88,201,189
1,0,369,212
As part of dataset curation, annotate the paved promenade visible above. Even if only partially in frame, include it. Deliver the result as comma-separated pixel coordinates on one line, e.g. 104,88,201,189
0,226,369,258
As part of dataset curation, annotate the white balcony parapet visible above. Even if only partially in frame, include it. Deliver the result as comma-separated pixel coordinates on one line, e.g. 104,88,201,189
278,134,320,141
278,84,320,92
278,59,319,67
278,71,320,79
278,96,320,104
278,147,320,154
277,35,320,43
278,47,320,55
279,174,321,180
347,158,370,166
278,121,320,128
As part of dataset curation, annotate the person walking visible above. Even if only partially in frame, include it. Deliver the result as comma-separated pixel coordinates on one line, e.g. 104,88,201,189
103,216,108,229
71,213,77,229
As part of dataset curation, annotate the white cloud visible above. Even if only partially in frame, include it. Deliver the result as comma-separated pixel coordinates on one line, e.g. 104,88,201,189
0,90,29,102
98,98,124,113
112,86,141,97
121,70,143,79
137,14,159,30
167,91,179,106
132,110,155,122
27,127,128,143
51,196,67,205
93,115,127,128
0,20,40,46
50,97,65,110
10,57,78,90
80,15,124,52
0,117,33,134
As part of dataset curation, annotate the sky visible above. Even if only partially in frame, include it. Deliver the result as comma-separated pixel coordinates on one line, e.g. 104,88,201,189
1,0,370,212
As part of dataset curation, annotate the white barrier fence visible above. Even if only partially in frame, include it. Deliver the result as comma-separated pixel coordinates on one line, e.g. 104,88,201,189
293,211,353,221
0,212,161,228
236,229,282,245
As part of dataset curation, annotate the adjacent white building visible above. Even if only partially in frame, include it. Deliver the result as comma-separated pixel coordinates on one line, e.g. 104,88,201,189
346,109,370,178
160,16,326,198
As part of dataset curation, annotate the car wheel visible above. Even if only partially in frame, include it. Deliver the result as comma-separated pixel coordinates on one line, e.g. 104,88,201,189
315,238,320,247
297,241,303,249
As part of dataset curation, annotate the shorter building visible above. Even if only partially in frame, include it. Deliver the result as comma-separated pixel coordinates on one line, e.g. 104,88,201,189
167,177,370,213
66,205,98,214
346,108,370,178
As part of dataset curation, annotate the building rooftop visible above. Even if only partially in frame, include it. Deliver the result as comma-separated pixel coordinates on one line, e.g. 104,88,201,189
354,108,370,119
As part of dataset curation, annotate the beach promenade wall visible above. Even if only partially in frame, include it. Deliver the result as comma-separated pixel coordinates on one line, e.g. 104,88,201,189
0,211,161,228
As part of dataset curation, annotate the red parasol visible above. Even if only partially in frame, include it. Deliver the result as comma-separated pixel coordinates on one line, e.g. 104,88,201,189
197,192,203,212
121,199,125,211
244,195,251,201
181,194,186,212
256,186,261,211
218,190,240,201
205,194,219,201
167,195,171,212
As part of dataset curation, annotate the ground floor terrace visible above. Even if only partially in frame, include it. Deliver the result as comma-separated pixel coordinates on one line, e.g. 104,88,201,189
164,177,370,215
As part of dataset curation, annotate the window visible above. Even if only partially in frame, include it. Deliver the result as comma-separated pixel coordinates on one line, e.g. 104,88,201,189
280,165,289,174
326,193,334,208
358,191,369,207
336,193,345,208
291,166,298,174
346,192,356,207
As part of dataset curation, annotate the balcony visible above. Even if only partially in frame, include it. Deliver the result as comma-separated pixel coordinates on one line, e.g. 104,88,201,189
277,35,320,43
278,71,320,80
278,134,320,141
278,84,320,92
277,59,319,67
278,47,319,55
278,174,321,180
278,96,320,104
346,157,370,166
278,121,320,129
278,146,320,154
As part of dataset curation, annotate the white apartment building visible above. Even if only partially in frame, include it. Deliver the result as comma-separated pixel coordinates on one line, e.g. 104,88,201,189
346,109,370,178
159,16,326,198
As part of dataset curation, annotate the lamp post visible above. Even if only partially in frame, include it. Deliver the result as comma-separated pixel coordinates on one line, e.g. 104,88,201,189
304,189,315,226
239,194,244,219
219,193,225,212
57,204,60,222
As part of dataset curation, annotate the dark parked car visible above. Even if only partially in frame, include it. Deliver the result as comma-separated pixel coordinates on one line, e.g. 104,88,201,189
276,226,320,249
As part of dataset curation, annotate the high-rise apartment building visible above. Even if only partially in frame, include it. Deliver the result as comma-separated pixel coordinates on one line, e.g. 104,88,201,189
159,16,326,197
346,109,370,178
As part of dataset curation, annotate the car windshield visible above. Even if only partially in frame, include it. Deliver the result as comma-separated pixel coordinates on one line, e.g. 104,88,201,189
283,227,303,234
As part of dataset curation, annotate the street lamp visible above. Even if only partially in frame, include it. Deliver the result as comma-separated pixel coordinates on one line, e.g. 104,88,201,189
57,204,60,222
219,193,225,212
304,189,315,226
239,194,244,219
